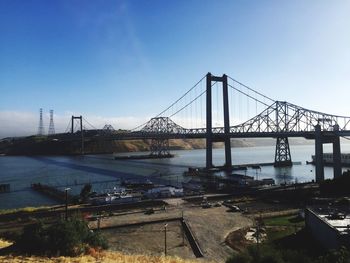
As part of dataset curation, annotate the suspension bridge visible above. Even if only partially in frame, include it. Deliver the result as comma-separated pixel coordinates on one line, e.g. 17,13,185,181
52,73,350,183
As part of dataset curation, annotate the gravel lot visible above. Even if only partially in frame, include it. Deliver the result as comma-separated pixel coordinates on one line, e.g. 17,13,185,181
90,198,253,262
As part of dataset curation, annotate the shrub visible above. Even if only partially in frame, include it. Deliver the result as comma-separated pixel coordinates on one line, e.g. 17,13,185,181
17,221,47,253
16,217,108,256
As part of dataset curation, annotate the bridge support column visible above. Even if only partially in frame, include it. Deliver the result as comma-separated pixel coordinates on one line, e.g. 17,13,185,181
206,73,213,169
274,137,292,167
315,124,324,183
206,73,232,169
150,138,170,157
71,115,84,155
222,74,232,168
332,125,342,179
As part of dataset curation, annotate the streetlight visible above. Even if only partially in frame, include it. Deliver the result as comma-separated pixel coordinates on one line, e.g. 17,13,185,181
64,188,71,221
164,223,168,256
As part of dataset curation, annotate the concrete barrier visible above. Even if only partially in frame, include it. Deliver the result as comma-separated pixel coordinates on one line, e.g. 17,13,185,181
181,219,204,258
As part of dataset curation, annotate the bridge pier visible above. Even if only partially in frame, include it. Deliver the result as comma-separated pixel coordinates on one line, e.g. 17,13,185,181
314,124,342,183
206,73,232,169
274,137,292,167
149,138,171,157
222,74,232,168
71,115,84,155
315,124,324,183
332,125,342,179
206,73,213,169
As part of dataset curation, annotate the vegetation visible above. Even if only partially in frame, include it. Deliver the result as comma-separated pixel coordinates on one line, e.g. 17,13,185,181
263,215,304,227
227,214,350,263
79,183,92,203
0,205,55,215
320,170,350,196
16,217,108,256
226,245,350,263
263,214,304,242
0,251,202,263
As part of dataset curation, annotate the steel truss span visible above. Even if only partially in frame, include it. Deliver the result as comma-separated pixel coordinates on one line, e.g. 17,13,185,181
56,73,350,182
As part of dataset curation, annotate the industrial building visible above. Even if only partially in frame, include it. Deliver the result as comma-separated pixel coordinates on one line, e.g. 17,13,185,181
305,207,350,249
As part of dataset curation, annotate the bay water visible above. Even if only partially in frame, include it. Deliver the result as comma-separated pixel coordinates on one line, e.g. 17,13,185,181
1,144,349,210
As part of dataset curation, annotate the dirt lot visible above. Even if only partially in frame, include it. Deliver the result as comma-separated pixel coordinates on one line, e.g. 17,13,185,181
101,221,196,259
89,198,253,262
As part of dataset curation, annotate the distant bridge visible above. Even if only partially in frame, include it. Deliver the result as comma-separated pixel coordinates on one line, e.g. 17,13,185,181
52,73,350,183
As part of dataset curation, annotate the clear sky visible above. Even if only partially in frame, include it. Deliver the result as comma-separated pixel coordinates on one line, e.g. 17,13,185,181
0,0,349,137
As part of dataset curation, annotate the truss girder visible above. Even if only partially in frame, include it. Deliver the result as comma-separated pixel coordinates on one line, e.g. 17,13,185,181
138,101,350,136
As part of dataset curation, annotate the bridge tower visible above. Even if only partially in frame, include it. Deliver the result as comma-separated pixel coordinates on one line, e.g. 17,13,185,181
140,117,175,158
273,101,293,167
150,138,170,157
314,124,342,183
206,72,232,169
274,137,292,167
71,115,84,155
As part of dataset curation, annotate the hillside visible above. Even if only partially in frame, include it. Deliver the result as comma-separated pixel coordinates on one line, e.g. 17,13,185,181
0,135,319,156
0,136,252,155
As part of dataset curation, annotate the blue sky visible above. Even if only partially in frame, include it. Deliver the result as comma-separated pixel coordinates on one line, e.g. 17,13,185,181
0,0,349,137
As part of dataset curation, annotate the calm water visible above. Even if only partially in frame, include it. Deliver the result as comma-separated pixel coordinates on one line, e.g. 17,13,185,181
1,144,349,210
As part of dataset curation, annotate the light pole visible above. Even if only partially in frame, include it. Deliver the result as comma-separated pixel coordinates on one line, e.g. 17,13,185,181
164,223,168,256
182,211,185,246
65,188,71,221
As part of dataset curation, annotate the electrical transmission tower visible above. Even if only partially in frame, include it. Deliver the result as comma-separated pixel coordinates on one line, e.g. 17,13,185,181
48,109,55,135
37,108,45,135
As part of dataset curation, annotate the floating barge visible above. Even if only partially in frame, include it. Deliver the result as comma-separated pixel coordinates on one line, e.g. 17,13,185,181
31,183,74,202
114,153,174,160
309,153,350,167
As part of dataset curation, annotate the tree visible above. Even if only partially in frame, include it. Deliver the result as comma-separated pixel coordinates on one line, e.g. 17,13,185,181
80,183,92,203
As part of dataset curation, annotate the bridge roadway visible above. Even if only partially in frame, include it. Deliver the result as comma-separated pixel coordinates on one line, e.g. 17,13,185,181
53,129,350,141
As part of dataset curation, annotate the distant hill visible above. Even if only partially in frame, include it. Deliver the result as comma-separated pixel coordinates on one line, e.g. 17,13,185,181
0,135,331,156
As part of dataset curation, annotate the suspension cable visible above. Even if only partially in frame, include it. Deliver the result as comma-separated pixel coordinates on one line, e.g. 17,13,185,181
169,90,206,118
228,75,275,102
130,74,206,131
155,74,206,118
64,119,72,133
228,83,270,107
82,117,98,130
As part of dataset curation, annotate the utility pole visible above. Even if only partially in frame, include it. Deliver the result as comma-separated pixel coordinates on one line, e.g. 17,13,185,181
182,210,185,246
164,223,168,256
65,188,71,221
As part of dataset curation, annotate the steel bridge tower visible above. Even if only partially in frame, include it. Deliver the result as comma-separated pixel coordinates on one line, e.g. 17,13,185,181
206,72,232,169
274,137,292,167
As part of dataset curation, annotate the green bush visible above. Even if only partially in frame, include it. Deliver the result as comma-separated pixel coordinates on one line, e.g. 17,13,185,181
47,220,83,256
17,221,47,253
16,217,108,256
226,252,252,263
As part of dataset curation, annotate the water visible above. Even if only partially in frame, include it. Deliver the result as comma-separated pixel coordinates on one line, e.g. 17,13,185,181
1,144,350,210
